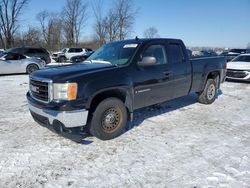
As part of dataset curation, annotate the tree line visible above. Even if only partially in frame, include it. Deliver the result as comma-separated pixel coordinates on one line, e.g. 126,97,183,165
0,0,141,52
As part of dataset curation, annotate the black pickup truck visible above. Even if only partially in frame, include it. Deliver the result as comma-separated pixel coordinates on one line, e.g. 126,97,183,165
27,38,226,141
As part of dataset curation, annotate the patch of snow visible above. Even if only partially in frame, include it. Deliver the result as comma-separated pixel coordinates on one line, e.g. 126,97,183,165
0,75,249,187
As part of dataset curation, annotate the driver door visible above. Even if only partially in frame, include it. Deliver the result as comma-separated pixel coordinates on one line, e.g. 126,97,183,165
133,43,175,109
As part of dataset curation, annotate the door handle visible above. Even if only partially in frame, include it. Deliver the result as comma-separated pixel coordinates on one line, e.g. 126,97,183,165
163,71,172,76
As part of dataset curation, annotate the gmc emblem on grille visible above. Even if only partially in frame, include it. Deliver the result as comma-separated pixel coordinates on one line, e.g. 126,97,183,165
30,85,39,93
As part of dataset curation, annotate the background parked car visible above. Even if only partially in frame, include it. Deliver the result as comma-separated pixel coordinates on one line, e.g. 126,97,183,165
226,54,250,81
192,50,217,58
0,52,46,75
52,48,93,62
4,47,51,64
222,48,247,62
70,50,94,63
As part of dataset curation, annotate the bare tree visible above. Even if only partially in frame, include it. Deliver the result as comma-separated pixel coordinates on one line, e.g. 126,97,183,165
37,11,63,51
62,0,88,46
93,0,137,43
104,8,119,42
143,27,160,38
0,0,29,48
115,0,137,40
22,26,41,47
247,42,250,48
37,10,50,43
92,0,106,46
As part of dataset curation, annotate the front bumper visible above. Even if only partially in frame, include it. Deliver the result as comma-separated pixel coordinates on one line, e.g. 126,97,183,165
28,101,89,128
226,69,250,81
27,99,89,142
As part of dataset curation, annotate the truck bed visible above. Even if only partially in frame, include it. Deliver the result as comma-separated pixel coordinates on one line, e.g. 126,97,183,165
190,56,226,93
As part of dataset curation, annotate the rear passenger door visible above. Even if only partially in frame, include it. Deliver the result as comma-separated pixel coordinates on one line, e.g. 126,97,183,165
166,43,192,98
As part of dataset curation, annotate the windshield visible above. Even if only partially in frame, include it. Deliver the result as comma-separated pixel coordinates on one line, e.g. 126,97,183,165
4,48,22,53
60,48,67,53
87,41,139,65
229,49,246,54
232,55,250,62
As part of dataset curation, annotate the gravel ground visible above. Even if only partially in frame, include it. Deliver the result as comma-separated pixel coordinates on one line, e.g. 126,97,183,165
0,75,249,188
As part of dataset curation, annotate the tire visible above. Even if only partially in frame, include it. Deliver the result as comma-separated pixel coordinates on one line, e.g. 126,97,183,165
26,64,39,74
59,56,66,63
89,98,128,140
198,79,217,104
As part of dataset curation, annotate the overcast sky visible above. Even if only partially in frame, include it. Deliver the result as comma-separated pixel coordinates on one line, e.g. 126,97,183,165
22,0,250,48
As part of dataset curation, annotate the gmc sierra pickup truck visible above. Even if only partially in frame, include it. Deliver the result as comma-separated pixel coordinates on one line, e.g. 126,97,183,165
27,38,226,142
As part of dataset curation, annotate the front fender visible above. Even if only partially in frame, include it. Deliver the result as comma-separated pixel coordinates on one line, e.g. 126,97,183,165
81,74,134,112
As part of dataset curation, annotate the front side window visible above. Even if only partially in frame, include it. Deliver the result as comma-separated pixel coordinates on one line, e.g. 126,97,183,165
142,44,167,64
5,54,19,60
68,48,76,53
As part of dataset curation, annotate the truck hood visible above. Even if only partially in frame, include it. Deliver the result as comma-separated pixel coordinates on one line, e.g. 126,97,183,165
31,63,116,81
227,61,250,70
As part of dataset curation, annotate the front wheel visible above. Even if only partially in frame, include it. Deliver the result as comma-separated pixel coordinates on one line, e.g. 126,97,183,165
198,79,217,104
89,98,128,140
59,56,67,63
26,64,39,74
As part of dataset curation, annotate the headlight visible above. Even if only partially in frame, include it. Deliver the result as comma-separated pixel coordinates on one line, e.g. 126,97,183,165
53,83,78,101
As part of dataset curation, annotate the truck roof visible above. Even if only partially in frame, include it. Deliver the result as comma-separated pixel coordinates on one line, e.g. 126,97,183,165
109,38,183,44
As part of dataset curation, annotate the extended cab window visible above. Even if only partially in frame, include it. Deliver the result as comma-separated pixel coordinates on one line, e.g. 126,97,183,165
167,44,184,64
142,44,167,64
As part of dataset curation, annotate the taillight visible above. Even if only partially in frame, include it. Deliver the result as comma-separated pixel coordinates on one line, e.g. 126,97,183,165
223,63,227,69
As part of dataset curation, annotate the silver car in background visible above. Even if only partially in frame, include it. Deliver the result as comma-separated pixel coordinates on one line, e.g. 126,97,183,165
0,53,46,75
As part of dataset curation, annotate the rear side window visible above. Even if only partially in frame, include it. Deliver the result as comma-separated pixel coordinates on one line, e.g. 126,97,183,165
68,48,82,53
167,44,184,64
142,44,167,65
35,48,46,53
26,49,35,53
75,48,83,52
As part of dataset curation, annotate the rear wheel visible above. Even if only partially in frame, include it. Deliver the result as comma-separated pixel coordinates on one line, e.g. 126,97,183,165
198,79,217,104
26,64,39,74
89,98,127,140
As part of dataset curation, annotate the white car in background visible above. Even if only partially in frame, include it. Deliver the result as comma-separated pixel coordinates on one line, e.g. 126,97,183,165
52,48,91,62
0,53,46,75
226,54,250,81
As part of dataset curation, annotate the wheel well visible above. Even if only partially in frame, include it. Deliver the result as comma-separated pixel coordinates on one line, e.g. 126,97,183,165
207,71,220,88
89,89,127,114
26,64,39,72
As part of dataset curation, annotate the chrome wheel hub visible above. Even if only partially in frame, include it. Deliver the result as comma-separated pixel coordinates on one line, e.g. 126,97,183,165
102,108,120,132
207,84,216,100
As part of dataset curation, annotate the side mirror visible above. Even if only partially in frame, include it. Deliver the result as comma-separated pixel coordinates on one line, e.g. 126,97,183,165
138,56,157,66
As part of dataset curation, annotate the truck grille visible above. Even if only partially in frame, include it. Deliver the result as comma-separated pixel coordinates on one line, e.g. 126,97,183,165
30,78,51,103
226,69,248,79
